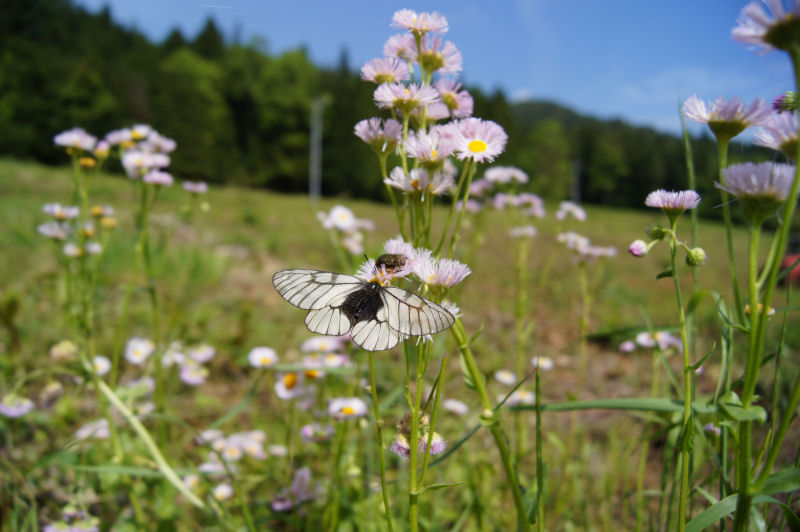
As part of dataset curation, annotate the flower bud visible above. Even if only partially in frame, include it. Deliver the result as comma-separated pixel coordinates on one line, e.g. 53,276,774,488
772,91,797,113
685,247,707,267
647,225,668,240
628,239,648,257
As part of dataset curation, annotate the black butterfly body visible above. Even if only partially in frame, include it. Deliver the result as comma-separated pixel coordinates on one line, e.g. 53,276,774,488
272,257,455,351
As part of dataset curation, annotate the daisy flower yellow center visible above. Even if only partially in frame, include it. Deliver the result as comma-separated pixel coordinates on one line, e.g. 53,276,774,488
410,178,420,189
325,354,337,363
284,373,298,389
431,149,438,159
305,369,322,379
468,139,487,153
131,130,146,140
94,362,102,371
79,157,96,167
260,355,272,365
91,206,103,217
340,406,356,416
121,140,135,148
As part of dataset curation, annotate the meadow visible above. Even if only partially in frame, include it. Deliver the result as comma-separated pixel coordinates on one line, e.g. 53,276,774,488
1,153,797,531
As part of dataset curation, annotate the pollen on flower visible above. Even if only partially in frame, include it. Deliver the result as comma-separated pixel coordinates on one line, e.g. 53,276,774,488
284,373,298,389
468,139,487,153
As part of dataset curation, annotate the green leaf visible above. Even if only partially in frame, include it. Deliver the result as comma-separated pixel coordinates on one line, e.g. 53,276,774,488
523,483,539,524
656,270,673,280
67,464,167,478
686,289,720,317
686,493,800,532
410,482,461,495
468,322,485,346
690,342,717,371
458,350,477,390
718,402,767,422
511,397,715,414
760,467,800,495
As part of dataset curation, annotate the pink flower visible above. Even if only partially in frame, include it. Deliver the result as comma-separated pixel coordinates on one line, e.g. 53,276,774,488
451,118,508,163
374,82,440,114
484,166,529,184
754,112,798,154
509,225,537,239
413,256,471,287
434,79,473,118
383,33,418,62
683,95,771,139
385,167,454,195
418,35,462,75
391,9,448,37
628,239,649,257
354,117,403,155
404,127,456,167
53,127,97,151
183,181,208,194
555,201,587,221
645,189,701,213
361,57,410,84
418,432,447,456
619,340,637,353
390,434,411,458
0,394,34,418
732,0,800,52
143,170,174,187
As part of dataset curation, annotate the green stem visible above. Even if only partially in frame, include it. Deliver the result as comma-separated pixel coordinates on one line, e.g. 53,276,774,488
95,378,206,508
326,420,348,532
408,342,424,532
716,138,746,325
419,351,447,487
668,220,692,532
535,359,544,532
452,319,530,532
368,352,395,532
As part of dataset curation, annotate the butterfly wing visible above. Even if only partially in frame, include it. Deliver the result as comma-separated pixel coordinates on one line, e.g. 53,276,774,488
350,316,401,352
380,286,455,337
273,269,364,310
273,269,364,336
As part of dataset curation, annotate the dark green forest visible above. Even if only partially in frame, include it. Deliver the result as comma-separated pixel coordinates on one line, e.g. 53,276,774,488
0,0,781,216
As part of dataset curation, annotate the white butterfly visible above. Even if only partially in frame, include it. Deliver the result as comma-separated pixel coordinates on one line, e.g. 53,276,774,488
272,255,455,352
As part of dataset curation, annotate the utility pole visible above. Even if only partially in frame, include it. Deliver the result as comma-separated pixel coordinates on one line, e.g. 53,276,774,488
309,96,327,201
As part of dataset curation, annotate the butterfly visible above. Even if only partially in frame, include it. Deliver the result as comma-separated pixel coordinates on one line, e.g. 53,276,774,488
272,254,455,351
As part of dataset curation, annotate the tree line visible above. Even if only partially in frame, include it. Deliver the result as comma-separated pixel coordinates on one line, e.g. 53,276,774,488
1,0,780,218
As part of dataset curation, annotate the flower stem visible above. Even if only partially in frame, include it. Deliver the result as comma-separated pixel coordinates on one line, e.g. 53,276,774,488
733,45,800,531
368,352,395,532
451,318,530,532
668,219,693,532
716,138,745,325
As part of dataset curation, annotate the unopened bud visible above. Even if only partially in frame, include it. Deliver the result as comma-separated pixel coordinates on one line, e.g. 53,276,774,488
685,247,707,267
647,225,668,240
773,91,798,113
628,239,648,257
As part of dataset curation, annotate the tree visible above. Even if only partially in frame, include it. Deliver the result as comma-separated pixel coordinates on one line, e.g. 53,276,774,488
151,48,236,181
516,119,572,199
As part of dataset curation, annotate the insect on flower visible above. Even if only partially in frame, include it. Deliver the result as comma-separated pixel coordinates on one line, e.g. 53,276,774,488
273,254,455,351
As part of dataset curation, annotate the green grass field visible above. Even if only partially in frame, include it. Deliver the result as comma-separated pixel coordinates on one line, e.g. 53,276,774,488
1,157,797,531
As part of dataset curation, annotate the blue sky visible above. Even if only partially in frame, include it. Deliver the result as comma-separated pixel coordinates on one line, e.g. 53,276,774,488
75,0,791,135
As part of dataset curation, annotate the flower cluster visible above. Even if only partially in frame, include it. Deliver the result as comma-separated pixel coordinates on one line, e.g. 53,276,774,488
558,231,617,261
356,8,508,202
317,205,375,255
618,330,682,353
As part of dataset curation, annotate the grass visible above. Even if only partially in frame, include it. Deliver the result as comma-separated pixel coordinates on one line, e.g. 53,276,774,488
1,157,797,530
